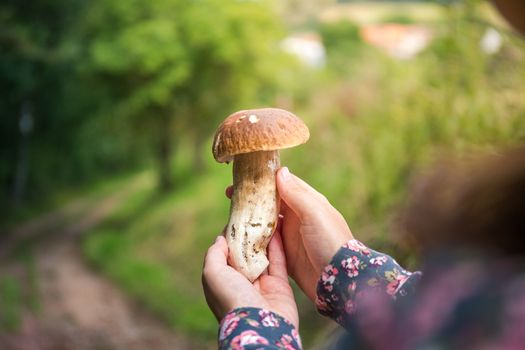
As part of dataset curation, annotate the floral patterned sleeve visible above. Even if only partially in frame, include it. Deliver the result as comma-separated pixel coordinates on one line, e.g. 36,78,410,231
219,307,302,350
315,239,421,328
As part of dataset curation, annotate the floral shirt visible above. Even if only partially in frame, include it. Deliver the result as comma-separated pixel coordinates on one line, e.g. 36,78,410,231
218,239,418,349
315,239,420,330
218,239,525,349
218,307,302,350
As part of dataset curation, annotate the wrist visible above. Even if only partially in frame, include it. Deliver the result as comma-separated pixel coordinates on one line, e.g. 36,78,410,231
320,231,354,273
329,234,354,261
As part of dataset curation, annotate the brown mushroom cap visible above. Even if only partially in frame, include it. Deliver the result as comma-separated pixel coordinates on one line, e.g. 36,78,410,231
212,108,310,163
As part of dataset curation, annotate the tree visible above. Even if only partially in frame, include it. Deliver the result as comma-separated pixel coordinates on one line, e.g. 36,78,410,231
79,0,285,190
0,0,82,208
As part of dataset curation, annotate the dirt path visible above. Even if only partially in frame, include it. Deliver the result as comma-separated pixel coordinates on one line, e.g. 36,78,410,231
0,177,208,350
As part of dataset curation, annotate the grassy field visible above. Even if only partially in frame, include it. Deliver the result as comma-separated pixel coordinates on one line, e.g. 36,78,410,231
81,3,525,347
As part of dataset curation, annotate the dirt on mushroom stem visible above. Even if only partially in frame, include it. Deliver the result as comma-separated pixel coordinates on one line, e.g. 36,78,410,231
226,150,280,282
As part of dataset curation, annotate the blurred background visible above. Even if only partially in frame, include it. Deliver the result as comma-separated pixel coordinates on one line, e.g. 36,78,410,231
1,0,524,348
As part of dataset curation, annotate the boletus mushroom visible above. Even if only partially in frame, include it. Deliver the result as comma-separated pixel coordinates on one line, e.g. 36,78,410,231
212,108,309,282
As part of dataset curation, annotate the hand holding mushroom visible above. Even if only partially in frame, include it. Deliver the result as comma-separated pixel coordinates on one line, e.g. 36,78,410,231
202,165,354,325
274,168,354,301
222,167,354,301
212,108,310,282
202,233,299,326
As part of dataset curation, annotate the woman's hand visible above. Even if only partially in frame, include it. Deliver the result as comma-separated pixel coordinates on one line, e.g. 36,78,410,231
276,167,353,302
202,232,299,328
225,168,353,303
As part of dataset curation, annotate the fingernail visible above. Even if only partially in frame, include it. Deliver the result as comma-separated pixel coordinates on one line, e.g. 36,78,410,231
215,235,222,243
280,167,290,181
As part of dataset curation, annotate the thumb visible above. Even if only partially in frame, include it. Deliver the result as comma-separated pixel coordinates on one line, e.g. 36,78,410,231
267,231,288,281
276,167,330,222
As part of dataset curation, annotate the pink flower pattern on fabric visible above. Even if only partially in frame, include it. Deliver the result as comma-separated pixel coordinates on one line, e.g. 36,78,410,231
316,239,417,329
341,256,361,277
386,271,410,296
219,308,301,350
259,309,280,327
231,330,269,349
219,315,240,341
370,255,388,266
219,240,417,349
276,334,296,350
343,239,370,254
291,328,302,348
320,264,339,292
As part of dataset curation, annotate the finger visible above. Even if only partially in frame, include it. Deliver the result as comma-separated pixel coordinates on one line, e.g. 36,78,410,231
225,185,233,199
204,236,228,268
276,167,329,222
267,231,288,281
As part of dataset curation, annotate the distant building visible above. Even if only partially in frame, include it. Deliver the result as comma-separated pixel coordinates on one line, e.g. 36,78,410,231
319,2,443,25
480,28,502,55
281,32,326,68
360,24,432,59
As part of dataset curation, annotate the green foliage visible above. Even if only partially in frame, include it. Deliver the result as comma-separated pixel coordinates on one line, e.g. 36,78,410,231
0,277,22,331
0,0,148,216
78,0,287,189
289,2,525,251
83,168,231,341
319,20,361,51
1,0,287,212
381,14,415,24
318,20,364,74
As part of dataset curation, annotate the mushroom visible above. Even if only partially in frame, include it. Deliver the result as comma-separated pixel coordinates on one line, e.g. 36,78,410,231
212,108,309,282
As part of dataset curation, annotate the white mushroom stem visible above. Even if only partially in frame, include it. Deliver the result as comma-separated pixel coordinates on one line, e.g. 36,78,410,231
226,150,280,282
